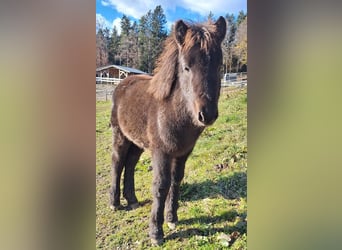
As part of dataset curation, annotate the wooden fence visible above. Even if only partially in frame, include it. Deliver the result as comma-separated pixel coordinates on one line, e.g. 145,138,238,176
96,75,247,101
96,77,121,85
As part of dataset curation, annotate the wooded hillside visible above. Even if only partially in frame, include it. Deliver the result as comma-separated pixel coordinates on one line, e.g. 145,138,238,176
96,6,247,74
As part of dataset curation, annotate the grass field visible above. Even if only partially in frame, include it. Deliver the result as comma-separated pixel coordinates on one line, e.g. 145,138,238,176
96,88,247,249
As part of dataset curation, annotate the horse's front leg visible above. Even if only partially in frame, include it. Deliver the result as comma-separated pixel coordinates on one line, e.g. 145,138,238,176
149,150,171,245
165,153,189,229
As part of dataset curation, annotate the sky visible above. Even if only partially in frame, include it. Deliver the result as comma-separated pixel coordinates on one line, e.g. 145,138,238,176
96,0,247,34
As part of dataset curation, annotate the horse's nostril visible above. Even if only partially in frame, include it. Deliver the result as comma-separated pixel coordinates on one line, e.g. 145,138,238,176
198,111,205,123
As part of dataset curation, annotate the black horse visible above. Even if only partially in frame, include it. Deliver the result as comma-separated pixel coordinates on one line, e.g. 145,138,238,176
110,17,226,245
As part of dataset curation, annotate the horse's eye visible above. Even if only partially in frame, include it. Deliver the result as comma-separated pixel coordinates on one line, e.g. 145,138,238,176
184,66,190,72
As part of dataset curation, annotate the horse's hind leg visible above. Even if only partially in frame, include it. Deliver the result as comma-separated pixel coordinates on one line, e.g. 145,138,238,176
165,153,190,229
109,126,131,210
123,144,143,210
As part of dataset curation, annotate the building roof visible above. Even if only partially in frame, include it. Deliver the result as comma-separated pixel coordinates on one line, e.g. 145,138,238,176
96,65,147,74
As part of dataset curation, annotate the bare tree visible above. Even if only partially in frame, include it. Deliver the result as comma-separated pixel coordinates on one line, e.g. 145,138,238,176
234,16,247,72
222,14,237,73
96,29,108,67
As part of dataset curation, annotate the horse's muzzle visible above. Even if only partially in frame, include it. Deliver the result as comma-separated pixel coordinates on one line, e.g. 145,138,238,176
198,108,218,126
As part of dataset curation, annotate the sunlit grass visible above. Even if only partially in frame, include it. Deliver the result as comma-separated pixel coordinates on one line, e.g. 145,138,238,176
96,87,247,249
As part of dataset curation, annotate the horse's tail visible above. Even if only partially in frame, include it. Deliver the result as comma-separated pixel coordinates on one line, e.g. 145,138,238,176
109,86,117,129
109,96,119,129
109,107,116,128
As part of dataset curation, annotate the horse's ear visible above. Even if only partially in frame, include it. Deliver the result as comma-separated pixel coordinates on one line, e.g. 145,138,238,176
214,16,227,43
174,20,188,46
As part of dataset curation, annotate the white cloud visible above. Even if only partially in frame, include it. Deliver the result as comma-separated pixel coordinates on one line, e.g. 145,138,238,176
101,0,246,20
101,0,110,6
181,0,246,16
96,14,122,35
101,0,177,19
166,20,173,32
112,18,122,35
96,13,111,30
98,0,246,35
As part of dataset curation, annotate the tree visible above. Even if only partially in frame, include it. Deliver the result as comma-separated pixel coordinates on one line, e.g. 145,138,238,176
222,13,237,73
236,10,247,26
108,26,120,64
234,16,247,72
130,21,139,68
138,13,151,72
96,29,108,67
120,15,131,36
207,11,215,22
119,15,135,67
150,5,167,73
137,6,167,73
96,8,246,73
102,27,111,45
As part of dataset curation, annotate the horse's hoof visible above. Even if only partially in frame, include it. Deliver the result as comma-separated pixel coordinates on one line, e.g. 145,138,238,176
167,222,177,230
129,203,139,210
151,238,163,246
110,204,123,211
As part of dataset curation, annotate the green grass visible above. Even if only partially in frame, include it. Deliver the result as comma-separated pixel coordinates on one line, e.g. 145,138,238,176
96,88,247,249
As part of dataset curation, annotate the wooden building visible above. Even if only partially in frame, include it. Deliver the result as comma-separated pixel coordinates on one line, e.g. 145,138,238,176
96,65,147,79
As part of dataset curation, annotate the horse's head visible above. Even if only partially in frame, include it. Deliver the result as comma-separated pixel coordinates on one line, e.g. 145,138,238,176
175,17,226,126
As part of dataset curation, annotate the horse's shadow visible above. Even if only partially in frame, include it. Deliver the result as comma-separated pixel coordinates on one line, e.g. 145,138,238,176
132,171,247,240
166,210,247,240
166,171,247,240
180,171,247,201
136,171,246,203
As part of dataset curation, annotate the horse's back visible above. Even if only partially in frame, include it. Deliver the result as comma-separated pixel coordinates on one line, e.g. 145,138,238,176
121,74,152,85
112,74,152,110
114,74,152,98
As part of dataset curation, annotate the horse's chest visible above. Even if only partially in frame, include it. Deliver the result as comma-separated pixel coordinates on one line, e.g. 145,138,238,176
158,120,203,155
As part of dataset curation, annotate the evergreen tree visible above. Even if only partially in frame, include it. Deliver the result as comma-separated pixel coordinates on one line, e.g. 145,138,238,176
119,15,133,67
102,27,111,46
150,5,167,73
137,6,167,73
138,13,151,72
207,11,215,22
108,26,120,64
120,15,131,36
130,21,139,68
236,10,247,25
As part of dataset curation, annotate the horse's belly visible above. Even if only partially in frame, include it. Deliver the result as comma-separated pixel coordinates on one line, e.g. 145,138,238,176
117,104,150,149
